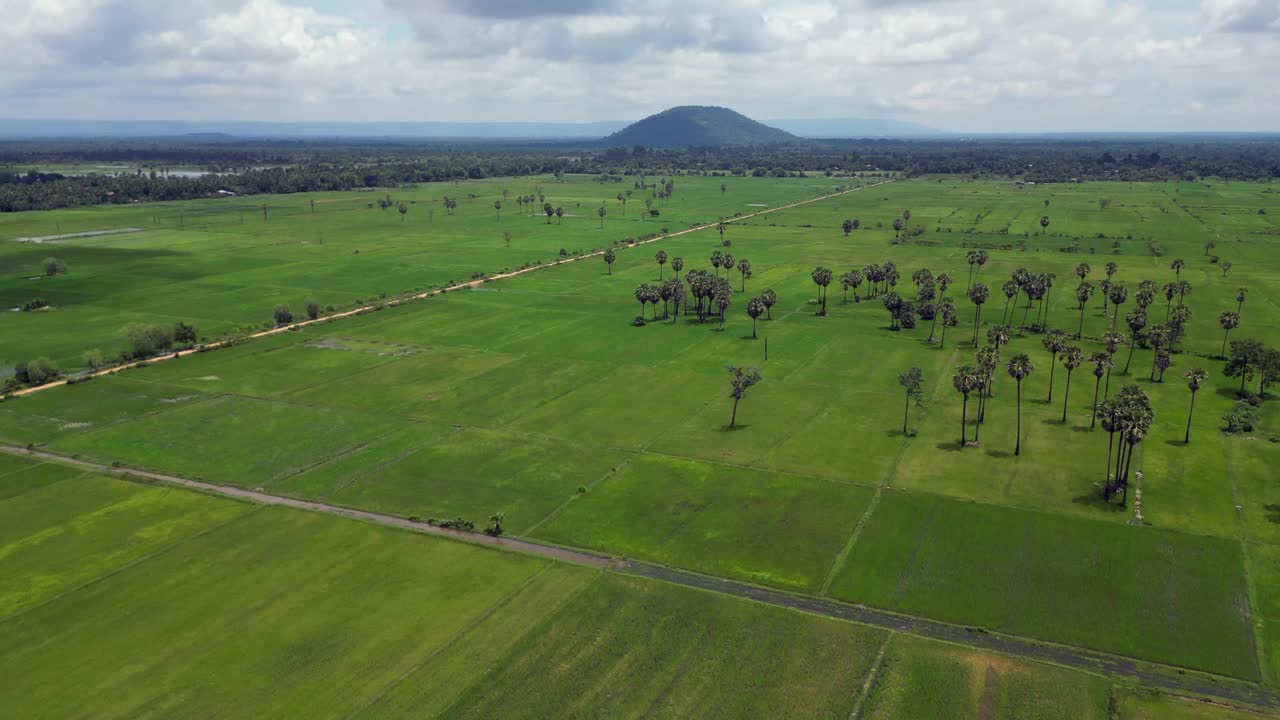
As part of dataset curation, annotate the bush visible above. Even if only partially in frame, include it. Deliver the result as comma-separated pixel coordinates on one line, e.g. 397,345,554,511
273,304,293,325
1224,401,1261,433
20,298,49,311
173,321,197,345
43,257,68,276
83,349,104,371
25,356,59,385
305,299,320,320
559,248,568,257
633,315,647,327
121,323,175,359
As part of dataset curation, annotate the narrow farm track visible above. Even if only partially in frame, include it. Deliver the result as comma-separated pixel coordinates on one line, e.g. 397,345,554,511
10,179,894,399
6,443,1280,712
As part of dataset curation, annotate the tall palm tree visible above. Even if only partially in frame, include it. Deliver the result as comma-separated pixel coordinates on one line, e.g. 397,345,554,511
760,288,777,320
811,266,833,315
965,251,979,289
1123,309,1147,375
1107,284,1128,330
953,365,979,447
1102,330,1126,401
603,247,616,275
1001,279,1020,325
555,207,564,224
1183,368,1208,443
842,219,854,236
738,259,752,292
1147,324,1171,381
1060,345,1084,422
1089,351,1112,429
1042,330,1067,402
898,367,924,434
597,205,607,228
746,297,765,339
1074,282,1094,338
938,299,956,349
1040,215,1050,234
1218,310,1240,358
976,346,999,428
967,283,990,346
1171,257,1185,280
1007,353,1034,456
1075,262,1091,284
1236,287,1248,318
710,250,724,275
655,249,668,280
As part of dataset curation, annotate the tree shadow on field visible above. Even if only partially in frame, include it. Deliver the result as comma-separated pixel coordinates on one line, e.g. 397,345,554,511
720,423,752,432
1163,439,1189,448
985,449,1013,458
1264,505,1280,524
935,441,964,452
1039,418,1070,427
1072,491,1127,514
1069,424,1094,433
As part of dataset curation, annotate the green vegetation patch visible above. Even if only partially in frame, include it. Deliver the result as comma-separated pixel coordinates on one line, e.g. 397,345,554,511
830,490,1258,678
535,453,874,591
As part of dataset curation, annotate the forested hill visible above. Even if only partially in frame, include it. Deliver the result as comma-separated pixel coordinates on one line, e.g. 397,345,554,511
604,107,797,147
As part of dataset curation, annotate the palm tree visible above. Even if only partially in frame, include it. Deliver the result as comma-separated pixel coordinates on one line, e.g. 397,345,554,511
1007,353,1034,456
710,250,724,275
1042,331,1067,402
1001,279,1019,325
842,219,854,236
1102,330,1125,400
892,218,904,239
1060,345,1084,422
721,183,727,196
597,205,607,228
555,207,564,224
1074,282,1094,338
953,365,980,447
655,250,668,280
747,297,765,338
760,288,777,320
1236,287,1248,317
967,283,989,346
1171,257,1185,280
725,365,762,429
811,266,833,315
635,284,652,318
1107,284,1128,330
938,299,957,349
965,251,979,288
544,203,555,224
899,367,923,434
671,256,684,277
722,254,736,278
1089,351,1112,429
1105,261,1118,283
398,203,408,221
1040,215,1050,234
976,250,989,279
603,248,616,275
1147,324,1171,381
1183,368,1209,443
1123,309,1147,375
1219,310,1240,358
1075,262,1091,283
738,259,752,292
494,200,503,221
976,346,999,429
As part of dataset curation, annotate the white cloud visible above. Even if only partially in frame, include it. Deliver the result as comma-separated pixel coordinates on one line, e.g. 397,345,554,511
0,0,1276,131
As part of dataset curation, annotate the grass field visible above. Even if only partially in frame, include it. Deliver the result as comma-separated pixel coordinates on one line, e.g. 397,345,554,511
6,176,1280,707
2,462,1156,719
0,174,843,368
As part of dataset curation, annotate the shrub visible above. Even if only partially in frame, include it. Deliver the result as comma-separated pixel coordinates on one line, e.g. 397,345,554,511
43,257,68,276
82,349,104,371
20,298,49,311
273,304,293,325
559,248,568,257
121,323,175,359
25,356,59,385
173,322,197,345
305,299,320,320
633,315,647,327
1224,401,1261,433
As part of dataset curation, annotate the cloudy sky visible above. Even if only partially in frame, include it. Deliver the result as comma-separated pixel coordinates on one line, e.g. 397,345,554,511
2,0,1278,132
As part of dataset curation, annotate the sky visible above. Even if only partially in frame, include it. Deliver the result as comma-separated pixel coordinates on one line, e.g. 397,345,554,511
1,0,1278,133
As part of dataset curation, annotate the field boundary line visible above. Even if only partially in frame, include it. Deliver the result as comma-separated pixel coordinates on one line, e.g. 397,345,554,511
1222,434,1271,685
0,504,264,625
0,444,625,570
345,564,557,720
846,633,892,720
5,442,1280,709
521,455,635,537
7,181,892,399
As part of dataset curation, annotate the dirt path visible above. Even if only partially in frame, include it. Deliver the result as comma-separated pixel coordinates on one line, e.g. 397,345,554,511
9,180,891,399
5,442,1280,712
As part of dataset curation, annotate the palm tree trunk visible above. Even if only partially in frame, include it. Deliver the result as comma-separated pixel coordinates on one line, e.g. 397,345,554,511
1077,305,1085,338
1019,300,1032,336
1003,297,1012,325
1047,355,1056,403
1062,369,1073,422
960,396,968,446
1090,377,1102,428
929,313,938,342
1014,380,1023,456
1104,430,1115,498
974,397,982,443
752,318,758,339
1103,365,1113,402
903,391,910,435
1185,390,1197,443
1123,340,1136,375
972,305,981,346
730,397,740,429
1222,329,1230,358
940,322,948,350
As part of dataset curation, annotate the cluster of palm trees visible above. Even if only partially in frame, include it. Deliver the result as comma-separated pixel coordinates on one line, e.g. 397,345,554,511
1098,386,1155,505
